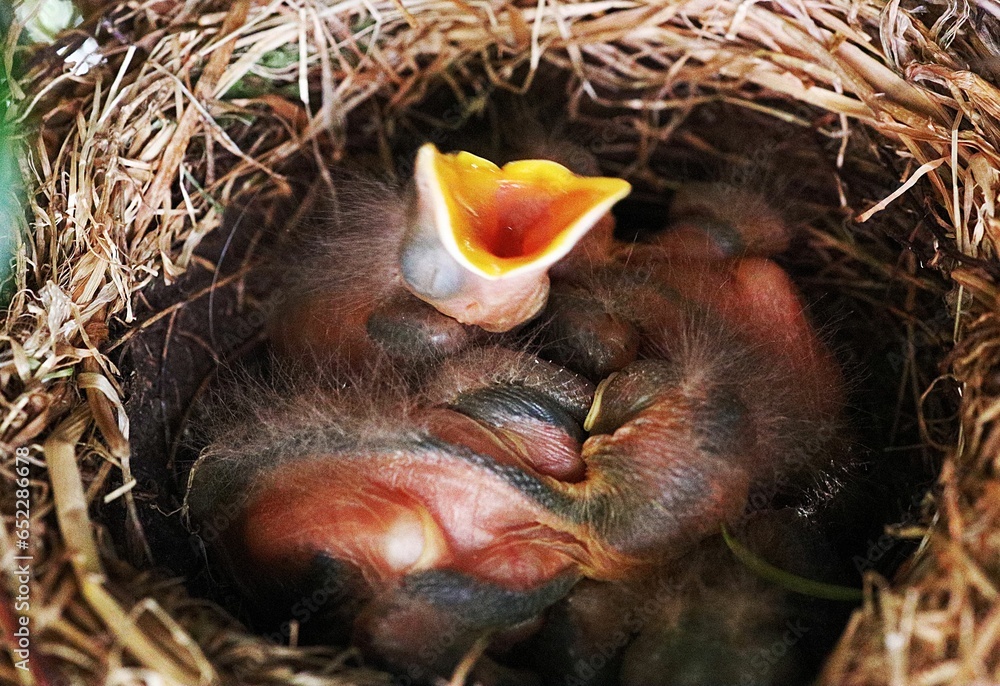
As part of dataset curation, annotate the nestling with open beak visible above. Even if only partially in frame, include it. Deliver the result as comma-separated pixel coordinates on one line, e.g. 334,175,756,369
273,143,629,368
188,141,849,684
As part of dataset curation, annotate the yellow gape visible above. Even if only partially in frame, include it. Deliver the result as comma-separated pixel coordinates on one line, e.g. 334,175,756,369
401,144,631,331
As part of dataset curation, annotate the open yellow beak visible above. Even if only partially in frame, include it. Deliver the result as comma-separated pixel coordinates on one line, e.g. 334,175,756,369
415,143,631,280
400,144,630,332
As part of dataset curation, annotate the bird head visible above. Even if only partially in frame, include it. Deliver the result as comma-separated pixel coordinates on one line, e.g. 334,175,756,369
400,143,631,332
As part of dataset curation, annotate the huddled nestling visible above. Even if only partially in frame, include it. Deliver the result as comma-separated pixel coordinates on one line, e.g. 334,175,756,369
185,141,852,686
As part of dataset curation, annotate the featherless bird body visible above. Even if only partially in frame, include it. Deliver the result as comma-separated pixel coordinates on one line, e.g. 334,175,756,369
186,141,849,684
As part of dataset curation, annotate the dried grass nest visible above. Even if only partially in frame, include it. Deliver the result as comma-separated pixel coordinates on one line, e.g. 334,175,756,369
3,0,1000,684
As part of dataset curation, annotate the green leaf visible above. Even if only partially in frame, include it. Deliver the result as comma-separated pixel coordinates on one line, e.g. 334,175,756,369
0,60,23,309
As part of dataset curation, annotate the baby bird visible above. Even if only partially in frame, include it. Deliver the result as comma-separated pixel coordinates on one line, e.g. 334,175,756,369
187,142,848,684
273,143,629,369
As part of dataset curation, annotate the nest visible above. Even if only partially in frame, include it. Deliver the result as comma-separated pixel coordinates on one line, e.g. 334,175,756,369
2,0,999,683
